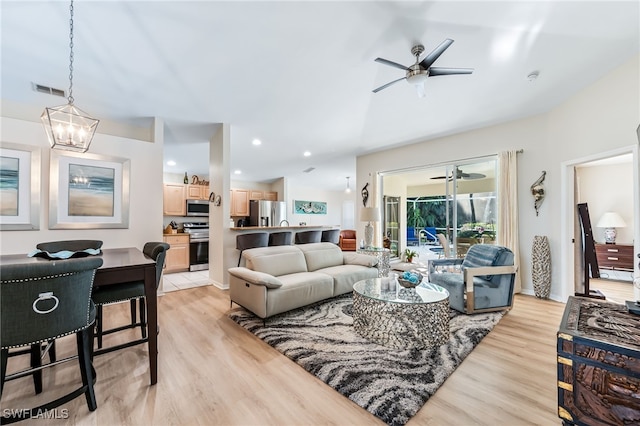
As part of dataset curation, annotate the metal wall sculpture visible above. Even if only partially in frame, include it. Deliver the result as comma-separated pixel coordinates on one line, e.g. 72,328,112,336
530,171,546,216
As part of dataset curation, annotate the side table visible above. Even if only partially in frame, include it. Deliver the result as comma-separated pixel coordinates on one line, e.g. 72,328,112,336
357,247,390,277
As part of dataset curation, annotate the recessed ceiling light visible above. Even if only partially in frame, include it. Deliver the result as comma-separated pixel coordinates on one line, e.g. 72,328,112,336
252,138,262,146
234,170,242,175
166,160,176,166
303,151,311,157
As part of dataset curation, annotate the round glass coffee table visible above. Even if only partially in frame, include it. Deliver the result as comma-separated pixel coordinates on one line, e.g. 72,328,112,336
352,277,450,350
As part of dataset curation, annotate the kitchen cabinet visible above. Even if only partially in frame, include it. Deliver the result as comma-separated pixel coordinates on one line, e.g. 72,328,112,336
163,234,190,273
163,184,186,216
249,190,264,200
595,243,633,271
249,190,278,201
231,189,250,216
187,184,210,200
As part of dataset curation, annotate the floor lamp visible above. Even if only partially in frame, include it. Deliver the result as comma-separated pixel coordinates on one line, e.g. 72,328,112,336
361,207,380,248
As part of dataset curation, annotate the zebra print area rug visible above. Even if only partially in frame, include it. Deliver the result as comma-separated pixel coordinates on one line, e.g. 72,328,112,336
228,294,504,426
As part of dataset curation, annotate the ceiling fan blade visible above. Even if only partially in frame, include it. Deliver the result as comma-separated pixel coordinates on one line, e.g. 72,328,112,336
429,67,474,76
372,77,406,93
463,173,486,179
374,57,410,71
419,38,454,69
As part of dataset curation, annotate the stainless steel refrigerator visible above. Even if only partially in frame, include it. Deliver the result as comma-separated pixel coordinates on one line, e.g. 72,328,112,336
249,200,287,227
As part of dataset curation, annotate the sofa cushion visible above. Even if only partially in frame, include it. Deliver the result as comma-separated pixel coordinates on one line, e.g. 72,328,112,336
343,252,378,268
243,245,308,276
266,272,334,317
297,242,344,272
318,264,380,295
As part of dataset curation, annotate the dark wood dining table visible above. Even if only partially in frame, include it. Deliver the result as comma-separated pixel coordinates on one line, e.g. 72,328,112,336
0,247,159,385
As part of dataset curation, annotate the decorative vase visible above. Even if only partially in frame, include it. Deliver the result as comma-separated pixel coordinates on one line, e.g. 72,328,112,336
532,235,551,299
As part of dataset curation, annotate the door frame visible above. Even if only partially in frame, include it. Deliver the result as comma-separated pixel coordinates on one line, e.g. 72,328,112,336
560,143,639,302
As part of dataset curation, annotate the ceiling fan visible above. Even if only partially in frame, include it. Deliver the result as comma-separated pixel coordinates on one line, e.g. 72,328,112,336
373,39,473,97
431,168,486,181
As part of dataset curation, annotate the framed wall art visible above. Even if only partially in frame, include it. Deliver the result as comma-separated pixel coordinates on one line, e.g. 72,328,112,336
294,200,327,215
0,142,41,230
49,150,130,229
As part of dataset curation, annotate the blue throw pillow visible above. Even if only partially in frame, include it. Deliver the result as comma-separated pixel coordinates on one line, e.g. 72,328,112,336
28,248,101,260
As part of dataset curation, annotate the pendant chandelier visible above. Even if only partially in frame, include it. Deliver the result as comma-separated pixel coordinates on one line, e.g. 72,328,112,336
41,0,99,153
345,176,351,193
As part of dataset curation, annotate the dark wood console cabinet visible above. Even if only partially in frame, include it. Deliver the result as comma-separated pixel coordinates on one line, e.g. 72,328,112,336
595,243,633,271
557,296,640,425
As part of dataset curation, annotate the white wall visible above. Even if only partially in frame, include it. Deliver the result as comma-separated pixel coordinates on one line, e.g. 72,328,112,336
577,162,634,244
288,185,355,227
0,116,164,254
358,54,640,301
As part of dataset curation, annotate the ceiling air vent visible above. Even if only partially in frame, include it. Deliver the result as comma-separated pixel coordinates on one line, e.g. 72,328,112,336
32,83,65,97
303,167,315,173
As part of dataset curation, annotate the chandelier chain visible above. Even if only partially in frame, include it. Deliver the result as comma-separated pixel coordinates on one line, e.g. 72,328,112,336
68,0,75,104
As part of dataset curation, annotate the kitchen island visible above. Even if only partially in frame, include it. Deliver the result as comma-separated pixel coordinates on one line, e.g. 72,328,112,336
230,225,338,231
230,225,339,245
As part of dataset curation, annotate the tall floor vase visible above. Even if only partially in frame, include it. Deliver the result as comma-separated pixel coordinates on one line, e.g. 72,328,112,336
532,235,551,299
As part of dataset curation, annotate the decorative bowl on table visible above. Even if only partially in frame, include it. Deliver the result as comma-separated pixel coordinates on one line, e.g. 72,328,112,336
397,271,423,288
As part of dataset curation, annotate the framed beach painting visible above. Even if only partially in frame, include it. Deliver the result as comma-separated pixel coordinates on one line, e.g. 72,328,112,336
49,150,130,229
294,200,327,215
0,142,41,230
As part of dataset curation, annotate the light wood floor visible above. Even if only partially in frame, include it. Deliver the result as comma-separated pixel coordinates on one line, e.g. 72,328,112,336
1,279,633,425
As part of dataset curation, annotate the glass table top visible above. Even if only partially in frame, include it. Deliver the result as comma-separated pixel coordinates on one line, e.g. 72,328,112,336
353,277,449,304
357,247,389,252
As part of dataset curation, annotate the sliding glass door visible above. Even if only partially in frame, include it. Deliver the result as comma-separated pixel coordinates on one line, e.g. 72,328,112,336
383,156,497,258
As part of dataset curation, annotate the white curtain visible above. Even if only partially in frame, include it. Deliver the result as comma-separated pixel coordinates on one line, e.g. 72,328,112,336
497,150,522,293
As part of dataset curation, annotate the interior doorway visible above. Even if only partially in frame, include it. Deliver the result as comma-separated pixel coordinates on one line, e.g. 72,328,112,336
560,145,639,302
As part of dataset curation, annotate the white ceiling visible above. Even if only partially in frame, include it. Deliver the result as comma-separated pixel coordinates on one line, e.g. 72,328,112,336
2,1,638,191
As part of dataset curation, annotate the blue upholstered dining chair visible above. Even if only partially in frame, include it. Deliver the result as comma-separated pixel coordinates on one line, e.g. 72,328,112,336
91,242,169,355
1,257,103,420
428,244,518,314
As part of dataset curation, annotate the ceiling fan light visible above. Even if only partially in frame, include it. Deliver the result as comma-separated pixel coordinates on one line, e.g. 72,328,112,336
406,73,427,85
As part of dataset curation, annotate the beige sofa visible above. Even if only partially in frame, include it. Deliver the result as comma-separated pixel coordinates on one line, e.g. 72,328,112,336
228,242,379,318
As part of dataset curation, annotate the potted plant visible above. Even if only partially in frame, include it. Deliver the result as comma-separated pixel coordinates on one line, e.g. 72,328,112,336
404,248,418,263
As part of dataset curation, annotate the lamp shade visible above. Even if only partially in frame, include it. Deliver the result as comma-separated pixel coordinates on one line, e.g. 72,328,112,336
360,207,380,222
596,212,627,228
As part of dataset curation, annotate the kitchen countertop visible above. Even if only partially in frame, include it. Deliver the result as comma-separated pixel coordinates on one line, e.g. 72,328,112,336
230,225,338,231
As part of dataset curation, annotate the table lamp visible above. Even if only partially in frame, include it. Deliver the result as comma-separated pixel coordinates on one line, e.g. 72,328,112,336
360,207,380,248
596,211,626,244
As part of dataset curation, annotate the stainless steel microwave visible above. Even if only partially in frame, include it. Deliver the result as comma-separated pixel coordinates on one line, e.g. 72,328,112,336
186,199,209,217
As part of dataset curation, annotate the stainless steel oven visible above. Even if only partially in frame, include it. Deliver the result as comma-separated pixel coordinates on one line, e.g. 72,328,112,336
183,222,209,271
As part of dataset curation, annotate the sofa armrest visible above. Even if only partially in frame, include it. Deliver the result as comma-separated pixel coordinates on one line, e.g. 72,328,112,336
228,267,283,289
463,265,518,311
429,258,464,274
342,252,378,268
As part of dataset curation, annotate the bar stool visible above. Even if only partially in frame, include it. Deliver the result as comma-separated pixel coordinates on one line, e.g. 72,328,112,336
236,232,269,266
321,229,340,244
269,231,293,246
295,230,322,244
